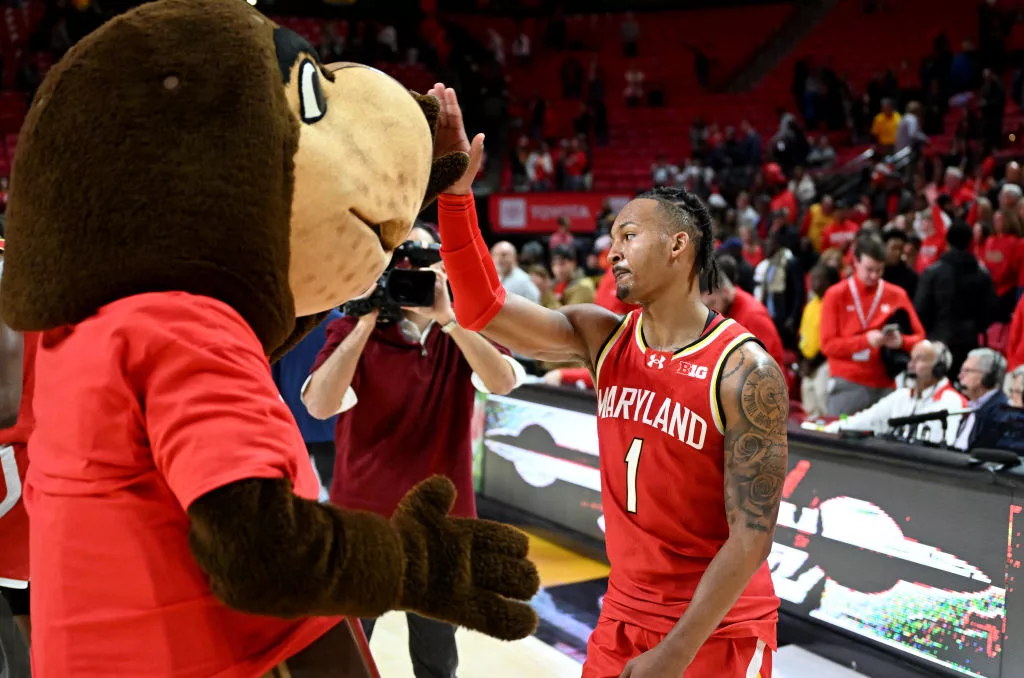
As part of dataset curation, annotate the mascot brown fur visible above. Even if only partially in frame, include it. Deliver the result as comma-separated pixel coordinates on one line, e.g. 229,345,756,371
0,0,539,675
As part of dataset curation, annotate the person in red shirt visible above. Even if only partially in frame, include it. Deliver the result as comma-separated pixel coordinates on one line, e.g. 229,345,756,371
1008,294,1024,371
820,202,860,252
820,234,926,415
434,87,784,676
302,226,524,674
913,202,949,273
765,162,797,226
701,254,787,370
739,224,764,267
980,210,1021,322
0,242,35,645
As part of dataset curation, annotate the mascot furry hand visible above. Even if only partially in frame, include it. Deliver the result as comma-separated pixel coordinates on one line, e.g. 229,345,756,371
0,0,539,675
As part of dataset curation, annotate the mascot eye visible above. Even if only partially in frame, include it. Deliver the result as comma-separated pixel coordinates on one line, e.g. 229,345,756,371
298,59,326,124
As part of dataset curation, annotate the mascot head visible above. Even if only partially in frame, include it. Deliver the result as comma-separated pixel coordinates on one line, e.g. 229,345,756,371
0,0,466,358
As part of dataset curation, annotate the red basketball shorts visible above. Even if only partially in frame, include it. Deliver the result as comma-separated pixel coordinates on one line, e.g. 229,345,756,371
582,615,772,678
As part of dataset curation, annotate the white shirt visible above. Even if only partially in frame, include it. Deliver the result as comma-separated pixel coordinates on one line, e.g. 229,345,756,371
954,388,999,451
829,377,968,446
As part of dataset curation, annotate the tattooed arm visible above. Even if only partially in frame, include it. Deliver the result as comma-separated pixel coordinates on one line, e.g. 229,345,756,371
622,342,788,675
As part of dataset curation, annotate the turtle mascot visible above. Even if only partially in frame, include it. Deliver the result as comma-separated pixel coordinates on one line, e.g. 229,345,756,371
0,0,539,675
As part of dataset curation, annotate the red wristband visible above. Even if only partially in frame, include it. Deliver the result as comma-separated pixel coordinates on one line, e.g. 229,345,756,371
437,193,507,331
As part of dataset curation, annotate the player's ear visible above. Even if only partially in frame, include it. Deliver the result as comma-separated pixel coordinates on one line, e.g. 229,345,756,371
672,230,690,257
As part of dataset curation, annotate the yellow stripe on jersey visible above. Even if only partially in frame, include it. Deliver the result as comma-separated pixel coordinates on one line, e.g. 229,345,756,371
710,331,756,435
634,314,737,359
594,313,632,387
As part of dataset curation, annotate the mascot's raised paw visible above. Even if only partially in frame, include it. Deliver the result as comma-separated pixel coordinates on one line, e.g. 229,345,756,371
392,476,540,640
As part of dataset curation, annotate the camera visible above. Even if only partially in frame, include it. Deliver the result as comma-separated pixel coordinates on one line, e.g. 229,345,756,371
340,241,443,323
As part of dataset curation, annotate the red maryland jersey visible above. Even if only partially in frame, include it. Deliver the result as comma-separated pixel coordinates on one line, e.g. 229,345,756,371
594,310,779,646
0,331,38,586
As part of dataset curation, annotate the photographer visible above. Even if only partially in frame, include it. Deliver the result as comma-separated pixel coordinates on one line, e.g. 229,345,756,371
301,224,524,677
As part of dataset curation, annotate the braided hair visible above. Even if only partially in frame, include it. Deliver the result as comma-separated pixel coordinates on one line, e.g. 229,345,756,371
636,186,720,292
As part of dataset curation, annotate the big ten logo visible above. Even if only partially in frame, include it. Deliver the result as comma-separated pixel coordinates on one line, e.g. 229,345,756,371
676,361,708,380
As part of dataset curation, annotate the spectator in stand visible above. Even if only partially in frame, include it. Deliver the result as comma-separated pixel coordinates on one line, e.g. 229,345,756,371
895,101,928,154
763,162,797,223
1006,366,1024,408
882,229,918,298
526,142,554,191
871,98,901,152
954,348,1009,451
790,166,817,206
717,237,756,293
820,200,860,252
997,183,1023,236
913,198,949,273
562,137,588,190
827,339,967,446
700,254,785,368
801,194,836,252
904,234,922,272
915,221,996,376
738,225,763,267
549,216,576,251
806,136,837,169
651,154,678,187
739,120,763,166
491,241,541,304
735,190,759,230
511,26,531,68
1007,294,1024,371
753,229,805,350
550,245,595,306
942,166,977,211
526,264,559,309
981,210,1022,321
623,68,644,107
820,234,925,415
799,263,841,419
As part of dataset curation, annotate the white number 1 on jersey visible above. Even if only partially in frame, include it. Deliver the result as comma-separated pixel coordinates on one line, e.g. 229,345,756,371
625,437,643,514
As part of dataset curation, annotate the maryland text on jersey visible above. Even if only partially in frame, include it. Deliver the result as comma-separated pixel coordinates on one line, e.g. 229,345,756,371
596,385,708,451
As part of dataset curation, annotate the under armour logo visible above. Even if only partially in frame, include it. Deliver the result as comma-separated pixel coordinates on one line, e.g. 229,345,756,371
647,354,666,370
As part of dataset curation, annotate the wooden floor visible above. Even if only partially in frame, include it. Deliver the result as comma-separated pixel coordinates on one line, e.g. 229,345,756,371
368,611,583,677
367,531,602,677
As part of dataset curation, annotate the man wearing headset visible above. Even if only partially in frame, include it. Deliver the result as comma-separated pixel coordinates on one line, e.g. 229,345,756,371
955,348,1010,450
828,339,967,446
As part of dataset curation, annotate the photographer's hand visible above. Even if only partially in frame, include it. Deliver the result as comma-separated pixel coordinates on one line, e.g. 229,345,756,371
402,263,453,326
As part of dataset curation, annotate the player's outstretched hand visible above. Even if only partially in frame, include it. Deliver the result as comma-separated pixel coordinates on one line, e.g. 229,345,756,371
391,475,540,641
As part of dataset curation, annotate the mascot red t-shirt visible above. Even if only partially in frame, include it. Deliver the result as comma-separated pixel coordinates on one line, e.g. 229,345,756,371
27,292,340,676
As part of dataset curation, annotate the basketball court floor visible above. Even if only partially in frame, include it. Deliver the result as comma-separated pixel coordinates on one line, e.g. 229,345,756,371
367,531,866,678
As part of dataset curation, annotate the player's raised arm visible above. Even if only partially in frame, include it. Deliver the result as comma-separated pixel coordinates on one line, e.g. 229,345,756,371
431,85,620,366
632,342,787,673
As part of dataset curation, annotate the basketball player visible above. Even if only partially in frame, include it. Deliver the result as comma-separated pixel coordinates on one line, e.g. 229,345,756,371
0,239,35,645
430,85,785,677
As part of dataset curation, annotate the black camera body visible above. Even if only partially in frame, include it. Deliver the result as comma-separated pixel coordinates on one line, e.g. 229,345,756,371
340,241,442,323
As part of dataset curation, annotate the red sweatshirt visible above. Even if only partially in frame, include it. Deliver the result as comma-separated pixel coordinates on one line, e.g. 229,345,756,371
981,234,1021,296
1008,295,1024,371
820,276,926,389
725,288,786,369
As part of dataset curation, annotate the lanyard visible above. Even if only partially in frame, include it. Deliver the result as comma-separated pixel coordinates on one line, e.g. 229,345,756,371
848,277,884,331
